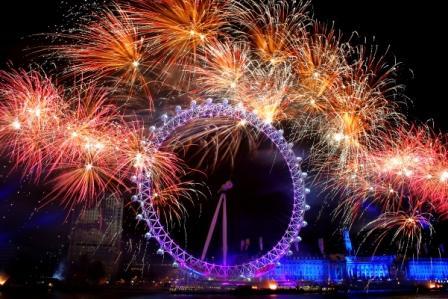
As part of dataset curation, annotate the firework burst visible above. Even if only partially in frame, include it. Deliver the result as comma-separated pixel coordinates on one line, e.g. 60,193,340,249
163,116,260,171
360,209,434,257
130,0,227,84
231,0,310,66
331,126,448,231
53,5,152,105
0,69,66,180
292,25,347,94
194,41,251,97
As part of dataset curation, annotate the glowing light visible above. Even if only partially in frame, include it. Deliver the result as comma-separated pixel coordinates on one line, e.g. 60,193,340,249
0,273,9,286
403,168,413,177
11,119,21,130
237,119,247,127
85,163,93,171
30,107,41,118
263,114,274,124
134,152,144,168
333,132,346,142
95,143,105,151
268,281,278,290
405,217,416,225
440,170,448,182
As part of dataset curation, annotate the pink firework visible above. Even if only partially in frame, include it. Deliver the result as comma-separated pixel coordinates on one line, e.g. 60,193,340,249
0,69,66,180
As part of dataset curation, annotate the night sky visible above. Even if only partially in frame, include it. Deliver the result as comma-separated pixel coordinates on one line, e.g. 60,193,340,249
0,0,447,279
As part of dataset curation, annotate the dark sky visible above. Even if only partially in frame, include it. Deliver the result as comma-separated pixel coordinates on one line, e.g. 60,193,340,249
0,0,447,277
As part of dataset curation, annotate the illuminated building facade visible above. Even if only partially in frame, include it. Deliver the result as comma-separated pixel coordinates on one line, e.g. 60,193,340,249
269,258,345,282
408,258,448,281
345,256,393,280
266,256,448,283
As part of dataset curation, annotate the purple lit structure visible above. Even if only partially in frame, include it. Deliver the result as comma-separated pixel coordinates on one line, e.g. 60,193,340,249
135,100,309,280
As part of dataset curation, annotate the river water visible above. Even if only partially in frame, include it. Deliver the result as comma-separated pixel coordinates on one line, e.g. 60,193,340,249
1,292,448,299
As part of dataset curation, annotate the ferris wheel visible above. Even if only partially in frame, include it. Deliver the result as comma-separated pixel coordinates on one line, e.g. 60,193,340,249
134,100,310,280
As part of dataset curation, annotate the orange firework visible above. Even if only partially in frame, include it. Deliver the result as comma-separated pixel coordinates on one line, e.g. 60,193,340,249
360,208,434,257
163,116,261,171
322,78,401,164
195,41,294,124
194,41,251,97
293,42,405,177
0,67,201,214
290,24,348,115
231,0,310,65
130,0,226,82
46,147,125,209
54,5,152,105
237,65,294,124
